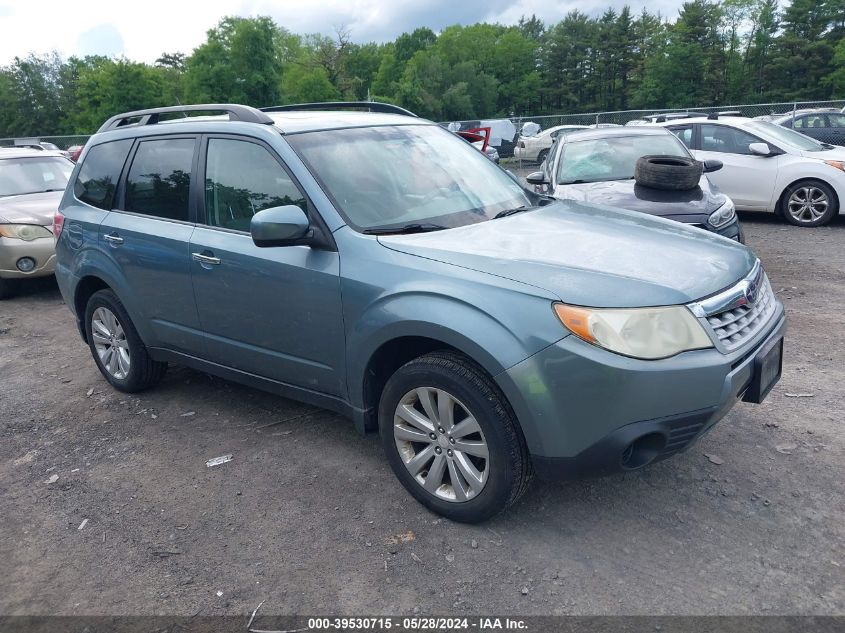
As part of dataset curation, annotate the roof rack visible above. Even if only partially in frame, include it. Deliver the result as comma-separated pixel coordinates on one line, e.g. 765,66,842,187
707,110,743,120
97,104,275,133
261,101,418,118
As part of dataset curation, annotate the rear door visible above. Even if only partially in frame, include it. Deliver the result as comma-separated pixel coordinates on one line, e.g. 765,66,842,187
689,123,779,210
99,135,204,353
188,135,345,396
823,114,845,146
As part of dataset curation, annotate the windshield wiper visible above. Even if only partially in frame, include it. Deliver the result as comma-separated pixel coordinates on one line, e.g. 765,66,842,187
363,223,448,235
494,205,530,219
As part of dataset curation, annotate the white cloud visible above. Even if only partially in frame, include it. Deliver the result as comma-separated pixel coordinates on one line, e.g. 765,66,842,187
0,0,685,64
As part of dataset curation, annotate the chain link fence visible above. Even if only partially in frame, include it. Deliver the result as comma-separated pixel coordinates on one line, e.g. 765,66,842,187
0,134,91,153
2,99,843,164
442,100,845,165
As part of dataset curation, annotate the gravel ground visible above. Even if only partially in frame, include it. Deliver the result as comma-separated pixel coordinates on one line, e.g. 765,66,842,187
0,213,843,617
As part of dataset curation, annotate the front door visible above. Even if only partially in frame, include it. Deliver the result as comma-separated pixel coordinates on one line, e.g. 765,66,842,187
693,123,779,210
189,136,345,396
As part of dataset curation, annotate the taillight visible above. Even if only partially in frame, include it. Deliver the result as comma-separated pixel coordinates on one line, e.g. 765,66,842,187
53,210,65,239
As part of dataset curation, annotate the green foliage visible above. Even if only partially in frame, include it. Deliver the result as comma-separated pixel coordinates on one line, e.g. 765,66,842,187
0,4,843,138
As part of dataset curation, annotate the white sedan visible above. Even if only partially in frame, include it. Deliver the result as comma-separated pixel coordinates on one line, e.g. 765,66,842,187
657,116,845,226
514,125,588,163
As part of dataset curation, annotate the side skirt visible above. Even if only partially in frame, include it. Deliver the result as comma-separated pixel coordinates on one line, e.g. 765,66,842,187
148,347,370,434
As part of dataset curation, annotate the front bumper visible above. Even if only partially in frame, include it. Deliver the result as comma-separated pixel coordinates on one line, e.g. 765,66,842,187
0,236,56,279
497,305,786,480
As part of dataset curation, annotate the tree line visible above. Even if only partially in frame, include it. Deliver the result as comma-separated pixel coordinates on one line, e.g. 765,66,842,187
0,0,843,137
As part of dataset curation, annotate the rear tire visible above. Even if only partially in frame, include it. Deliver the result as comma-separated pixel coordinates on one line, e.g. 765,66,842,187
537,149,549,165
84,289,167,392
379,351,533,523
780,180,838,227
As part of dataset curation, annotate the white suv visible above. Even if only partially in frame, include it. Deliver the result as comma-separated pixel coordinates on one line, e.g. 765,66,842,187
657,115,845,226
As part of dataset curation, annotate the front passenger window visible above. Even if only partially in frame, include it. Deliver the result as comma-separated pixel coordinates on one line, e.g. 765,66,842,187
204,139,306,232
700,124,760,155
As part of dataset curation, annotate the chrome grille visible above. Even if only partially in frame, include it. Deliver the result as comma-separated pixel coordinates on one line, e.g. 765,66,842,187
705,274,776,352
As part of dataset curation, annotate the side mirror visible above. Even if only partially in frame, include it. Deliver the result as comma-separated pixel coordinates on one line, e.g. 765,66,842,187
749,142,774,157
250,205,311,247
703,159,723,173
526,171,550,185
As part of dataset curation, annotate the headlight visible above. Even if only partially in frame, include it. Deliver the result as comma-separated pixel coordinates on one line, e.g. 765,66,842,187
554,303,713,360
0,224,54,241
824,160,845,172
708,199,736,228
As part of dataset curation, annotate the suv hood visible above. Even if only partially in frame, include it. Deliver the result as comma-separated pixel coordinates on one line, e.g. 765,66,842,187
379,201,755,308
552,176,724,219
0,190,63,225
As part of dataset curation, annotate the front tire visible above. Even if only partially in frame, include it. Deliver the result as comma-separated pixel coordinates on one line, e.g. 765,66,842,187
379,351,533,523
781,180,838,226
84,289,167,392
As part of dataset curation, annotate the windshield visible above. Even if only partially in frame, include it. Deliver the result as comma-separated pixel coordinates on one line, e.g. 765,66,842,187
557,133,690,184
287,125,530,232
0,156,73,197
747,120,826,151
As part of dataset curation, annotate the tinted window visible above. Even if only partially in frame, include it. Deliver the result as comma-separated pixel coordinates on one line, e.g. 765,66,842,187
0,156,74,198
125,138,194,221
700,124,761,155
827,114,845,127
794,114,826,129
73,140,132,209
204,138,306,232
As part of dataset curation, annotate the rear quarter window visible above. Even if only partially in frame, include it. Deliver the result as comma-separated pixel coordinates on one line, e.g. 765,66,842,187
73,139,133,210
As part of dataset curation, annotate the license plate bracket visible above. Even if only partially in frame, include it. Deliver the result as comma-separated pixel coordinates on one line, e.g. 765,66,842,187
742,335,783,404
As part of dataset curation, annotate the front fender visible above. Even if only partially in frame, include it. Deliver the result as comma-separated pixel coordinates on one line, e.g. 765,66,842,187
345,287,567,412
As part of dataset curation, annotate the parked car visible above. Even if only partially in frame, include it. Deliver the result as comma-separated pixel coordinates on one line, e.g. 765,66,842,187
0,147,74,298
526,127,742,241
55,103,785,522
659,115,845,226
514,125,589,163
67,144,85,162
455,128,499,163
771,108,845,146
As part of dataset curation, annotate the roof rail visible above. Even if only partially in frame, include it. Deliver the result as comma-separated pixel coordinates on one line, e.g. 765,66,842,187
708,110,743,120
261,101,418,118
97,104,275,133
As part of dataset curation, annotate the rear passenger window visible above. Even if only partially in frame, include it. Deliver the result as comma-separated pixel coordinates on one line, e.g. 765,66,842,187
73,139,132,209
125,138,195,221
204,138,306,232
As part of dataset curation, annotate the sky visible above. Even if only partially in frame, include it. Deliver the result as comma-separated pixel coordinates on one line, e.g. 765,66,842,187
0,0,686,65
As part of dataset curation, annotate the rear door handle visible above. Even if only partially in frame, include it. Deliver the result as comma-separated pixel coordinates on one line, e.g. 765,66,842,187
192,252,221,265
103,232,124,245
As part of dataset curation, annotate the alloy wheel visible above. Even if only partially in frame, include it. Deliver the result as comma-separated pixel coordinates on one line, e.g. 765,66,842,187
91,307,130,380
393,387,489,502
787,186,829,223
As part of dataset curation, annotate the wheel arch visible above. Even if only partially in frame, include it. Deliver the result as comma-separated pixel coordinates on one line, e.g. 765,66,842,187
777,176,840,218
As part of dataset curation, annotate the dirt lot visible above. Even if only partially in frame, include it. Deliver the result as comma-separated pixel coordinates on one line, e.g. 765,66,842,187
1,213,843,617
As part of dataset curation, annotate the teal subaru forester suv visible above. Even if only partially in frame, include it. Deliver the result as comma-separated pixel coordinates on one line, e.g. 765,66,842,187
55,103,785,522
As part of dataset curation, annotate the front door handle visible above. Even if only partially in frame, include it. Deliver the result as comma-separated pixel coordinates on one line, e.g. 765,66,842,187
192,251,221,265
103,232,124,245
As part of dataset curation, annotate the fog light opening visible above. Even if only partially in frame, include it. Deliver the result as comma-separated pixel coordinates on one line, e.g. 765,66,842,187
16,257,36,272
620,433,665,470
